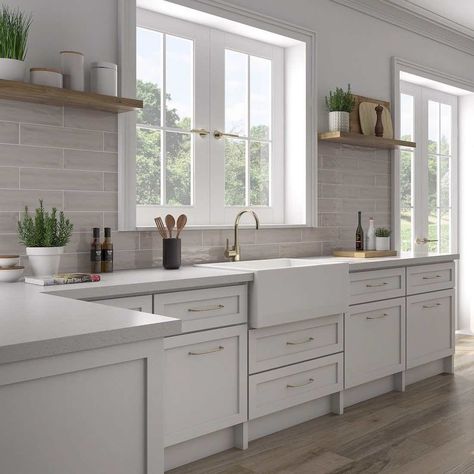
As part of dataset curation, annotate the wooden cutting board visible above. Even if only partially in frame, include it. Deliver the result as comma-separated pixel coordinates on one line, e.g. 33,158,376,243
333,249,397,258
359,101,394,139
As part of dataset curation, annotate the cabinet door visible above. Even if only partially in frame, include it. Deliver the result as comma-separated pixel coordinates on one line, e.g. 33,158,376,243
164,325,247,446
345,298,405,388
93,295,153,313
350,268,405,305
407,289,455,368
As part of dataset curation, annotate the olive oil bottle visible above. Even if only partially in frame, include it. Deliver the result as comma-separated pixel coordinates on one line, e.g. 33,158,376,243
90,227,101,273
101,227,114,273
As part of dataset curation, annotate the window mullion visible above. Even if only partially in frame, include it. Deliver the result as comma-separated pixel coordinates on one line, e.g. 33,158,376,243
246,54,251,207
162,34,167,205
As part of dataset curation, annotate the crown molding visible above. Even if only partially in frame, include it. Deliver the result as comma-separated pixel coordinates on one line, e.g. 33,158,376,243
331,0,474,56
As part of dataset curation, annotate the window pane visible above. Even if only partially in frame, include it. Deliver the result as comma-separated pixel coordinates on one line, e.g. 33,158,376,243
165,132,191,205
250,141,269,206
225,138,246,206
428,154,438,213
137,27,163,127
400,94,414,142
225,50,248,137
400,150,413,252
136,128,161,205
440,208,450,253
400,208,412,252
250,56,271,140
440,103,452,155
428,208,439,253
428,100,440,154
166,35,193,130
440,155,450,209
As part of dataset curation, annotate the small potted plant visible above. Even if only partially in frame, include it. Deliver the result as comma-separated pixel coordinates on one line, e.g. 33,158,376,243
325,83,355,133
375,227,391,251
0,5,32,81
18,200,73,276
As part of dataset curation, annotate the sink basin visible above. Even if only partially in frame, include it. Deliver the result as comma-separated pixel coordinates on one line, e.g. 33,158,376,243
199,258,349,328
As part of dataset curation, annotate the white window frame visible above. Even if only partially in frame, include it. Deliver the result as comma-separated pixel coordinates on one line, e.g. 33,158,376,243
118,0,317,230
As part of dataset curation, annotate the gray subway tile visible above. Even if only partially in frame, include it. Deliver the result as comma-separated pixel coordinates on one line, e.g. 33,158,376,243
255,228,302,244
104,172,118,191
104,132,118,152
0,189,63,212
0,144,63,168
67,212,103,233
64,107,117,132
0,99,62,126
64,191,117,211
0,233,24,255
0,212,19,232
64,149,117,172
0,167,19,188
279,241,322,258
0,122,19,144
20,168,103,191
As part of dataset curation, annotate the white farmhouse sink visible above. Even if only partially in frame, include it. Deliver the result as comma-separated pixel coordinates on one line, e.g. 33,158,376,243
199,258,349,328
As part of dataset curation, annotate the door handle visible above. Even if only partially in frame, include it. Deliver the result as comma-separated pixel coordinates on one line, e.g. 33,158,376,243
213,130,241,139
190,128,210,138
416,238,438,244
286,378,314,388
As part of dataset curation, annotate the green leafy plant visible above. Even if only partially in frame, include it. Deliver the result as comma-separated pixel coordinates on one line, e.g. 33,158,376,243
18,200,73,247
325,84,356,113
0,5,32,61
375,227,391,238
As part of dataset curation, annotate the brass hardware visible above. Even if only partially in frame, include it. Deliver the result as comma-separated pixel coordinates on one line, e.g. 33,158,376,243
213,130,241,139
188,304,225,312
190,128,210,138
422,303,442,309
286,337,315,346
188,345,224,356
422,275,441,280
286,378,314,388
366,282,388,288
225,209,260,261
366,313,389,320
416,237,438,244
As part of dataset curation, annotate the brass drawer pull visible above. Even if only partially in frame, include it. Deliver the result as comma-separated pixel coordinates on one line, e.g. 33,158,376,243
366,313,389,320
286,378,314,388
422,303,442,309
188,304,225,312
286,337,315,346
188,346,224,356
422,275,441,280
366,282,388,288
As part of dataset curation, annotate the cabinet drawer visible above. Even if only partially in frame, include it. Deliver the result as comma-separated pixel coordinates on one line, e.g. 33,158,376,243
350,268,405,305
164,325,247,446
93,295,153,313
345,298,405,388
407,262,455,295
407,289,455,369
154,285,247,333
249,353,343,419
249,314,343,374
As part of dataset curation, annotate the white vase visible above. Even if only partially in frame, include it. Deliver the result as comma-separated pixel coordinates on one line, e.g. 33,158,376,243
26,247,64,276
0,58,26,81
375,237,390,251
329,111,350,132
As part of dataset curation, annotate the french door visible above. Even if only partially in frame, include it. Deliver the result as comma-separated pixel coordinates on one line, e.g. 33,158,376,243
399,82,458,254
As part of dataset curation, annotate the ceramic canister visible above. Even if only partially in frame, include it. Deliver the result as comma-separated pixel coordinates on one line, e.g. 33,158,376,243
30,68,63,88
90,61,117,96
60,51,84,91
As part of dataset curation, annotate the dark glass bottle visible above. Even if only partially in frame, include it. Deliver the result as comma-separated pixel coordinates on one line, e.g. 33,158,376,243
101,227,114,273
355,211,364,251
90,227,101,273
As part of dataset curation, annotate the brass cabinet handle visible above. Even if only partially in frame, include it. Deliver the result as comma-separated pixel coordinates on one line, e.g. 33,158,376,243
190,128,210,137
422,303,442,309
366,282,388,288
287,378,314,388
286,337,315,346
366,313,389,320
188,304,224,312
422,275,441,280
188,346,224,356
213,130,241,139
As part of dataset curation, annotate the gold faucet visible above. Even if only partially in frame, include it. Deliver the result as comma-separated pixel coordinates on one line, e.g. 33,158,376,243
225,210,260,261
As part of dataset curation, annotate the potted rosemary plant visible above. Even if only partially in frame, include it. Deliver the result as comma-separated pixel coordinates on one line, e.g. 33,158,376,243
325,84,355,133
375,227,391,251
18,200,73,276
0,5,32,81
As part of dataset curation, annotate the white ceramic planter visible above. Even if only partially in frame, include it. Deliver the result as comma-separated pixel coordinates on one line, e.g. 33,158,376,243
375,237,390,251
329,111,350,132
26,247,64,276
0,58,26,81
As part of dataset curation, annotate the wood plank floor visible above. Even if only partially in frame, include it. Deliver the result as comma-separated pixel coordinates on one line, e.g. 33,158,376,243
169,336,474,474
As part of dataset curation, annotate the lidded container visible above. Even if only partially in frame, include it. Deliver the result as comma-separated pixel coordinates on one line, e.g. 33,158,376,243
30,68,63,88
90,61,117,96
60,51,84,91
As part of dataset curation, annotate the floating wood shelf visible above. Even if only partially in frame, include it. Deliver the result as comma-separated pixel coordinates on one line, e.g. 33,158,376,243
0,79,142,113
318,131,416,150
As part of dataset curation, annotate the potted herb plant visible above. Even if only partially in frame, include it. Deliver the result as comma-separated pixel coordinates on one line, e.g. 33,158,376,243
0,5,32,81
18,200,73,276
325,84,355,133
375,227,391,251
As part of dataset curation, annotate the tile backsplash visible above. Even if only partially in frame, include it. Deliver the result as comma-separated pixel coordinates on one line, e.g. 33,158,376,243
0,102,391,273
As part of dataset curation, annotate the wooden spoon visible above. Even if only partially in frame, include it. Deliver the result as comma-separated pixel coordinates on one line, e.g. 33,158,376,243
176,214,187,239
165,214,175,238
154,217,168,239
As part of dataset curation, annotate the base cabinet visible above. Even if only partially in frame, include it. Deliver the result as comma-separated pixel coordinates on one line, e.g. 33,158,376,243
407,289,455,369
164,325,247,446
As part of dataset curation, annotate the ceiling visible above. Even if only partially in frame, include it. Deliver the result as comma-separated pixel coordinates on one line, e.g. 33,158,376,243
387,0,474,38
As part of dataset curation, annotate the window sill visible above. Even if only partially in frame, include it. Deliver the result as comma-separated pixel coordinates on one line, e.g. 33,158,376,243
134,224,313,232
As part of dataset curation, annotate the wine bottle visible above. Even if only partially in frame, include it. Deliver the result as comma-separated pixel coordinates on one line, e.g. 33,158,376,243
355,211,364,251
101,227,114,273
90,227,101,273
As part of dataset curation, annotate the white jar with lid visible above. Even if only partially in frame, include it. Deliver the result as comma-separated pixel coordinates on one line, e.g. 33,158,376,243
60,51,84,91
90,62,117,96
30,68,63,88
